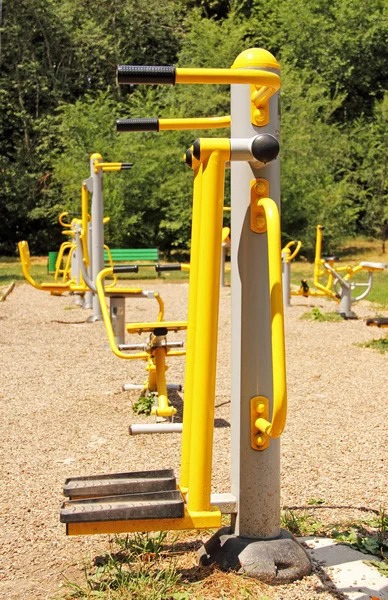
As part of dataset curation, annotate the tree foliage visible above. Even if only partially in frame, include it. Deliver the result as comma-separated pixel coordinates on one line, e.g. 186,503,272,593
1,0,388,255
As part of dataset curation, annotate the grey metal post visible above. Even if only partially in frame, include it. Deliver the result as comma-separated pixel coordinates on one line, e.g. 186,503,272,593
84,221,93,309
200,49,311,583
71,221,84,306
339,286,356,319
220,243,226,287
89,153,104,321
109,296,126,345
282,252,291,307
230,49,281,540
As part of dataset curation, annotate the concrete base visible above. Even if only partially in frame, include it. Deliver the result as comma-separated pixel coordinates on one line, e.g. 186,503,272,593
72,294,84,307
198,526,312,584
338,310,358,320
86,314,103,323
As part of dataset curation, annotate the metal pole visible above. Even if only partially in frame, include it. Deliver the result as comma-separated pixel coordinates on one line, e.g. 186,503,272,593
71,221,84,306
89,153,104,321
282,252,291,307
199,48,311,583
220,243,226,287
84,221,93,309
109,296,126,345
230,48,281,539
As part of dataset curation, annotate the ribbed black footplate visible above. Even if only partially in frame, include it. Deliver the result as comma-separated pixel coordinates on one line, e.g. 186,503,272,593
63,469,176,498
61,489,184,523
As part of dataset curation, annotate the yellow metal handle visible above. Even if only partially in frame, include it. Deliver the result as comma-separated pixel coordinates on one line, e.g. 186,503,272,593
58,212,72,228
255,198,287,439
282,240,302,263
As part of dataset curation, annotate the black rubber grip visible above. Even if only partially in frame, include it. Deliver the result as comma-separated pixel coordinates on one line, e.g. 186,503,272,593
117,65,176,85
116,119,159,133
113,265,139,273
120,162,134,169
155,264,182,272
185,149,193,169
192,139,201,160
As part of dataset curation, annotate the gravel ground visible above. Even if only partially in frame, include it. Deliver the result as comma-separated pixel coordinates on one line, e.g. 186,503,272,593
0,282,387,600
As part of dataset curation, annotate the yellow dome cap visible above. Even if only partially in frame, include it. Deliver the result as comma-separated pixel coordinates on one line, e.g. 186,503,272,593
232,48,280,70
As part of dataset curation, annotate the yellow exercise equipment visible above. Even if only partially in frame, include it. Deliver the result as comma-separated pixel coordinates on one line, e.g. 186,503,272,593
283,225,386,318
96,265,185,421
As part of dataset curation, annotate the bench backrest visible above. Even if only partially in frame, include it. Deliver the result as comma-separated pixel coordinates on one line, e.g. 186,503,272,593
104,248,159,262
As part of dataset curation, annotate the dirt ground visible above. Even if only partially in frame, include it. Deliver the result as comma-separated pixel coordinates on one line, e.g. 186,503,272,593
0,282,387,600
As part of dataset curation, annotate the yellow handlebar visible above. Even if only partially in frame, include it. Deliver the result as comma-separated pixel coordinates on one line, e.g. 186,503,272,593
255,198,287,439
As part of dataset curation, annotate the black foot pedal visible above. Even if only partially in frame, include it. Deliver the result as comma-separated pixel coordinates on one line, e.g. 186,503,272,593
60,489,184,523
366,317,388,328
63,469,176,499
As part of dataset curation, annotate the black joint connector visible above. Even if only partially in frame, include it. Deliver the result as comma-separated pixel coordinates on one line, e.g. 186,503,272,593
155,264,182,272
117,65,176,85
153,327,168,337
120,163,134,170
185,149,193,169
113,265,139,274
251,134,279,164
116,118,159,133
192,139,201,160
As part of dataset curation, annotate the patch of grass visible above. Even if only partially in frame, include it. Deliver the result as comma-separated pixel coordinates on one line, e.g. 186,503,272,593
300,307,343,322
60,533,271,600
281,509,325,536
64,554,181,599
114,531,169,559
132,390,155,416
359,337,388,353
331,508,388,575
307,497,326,506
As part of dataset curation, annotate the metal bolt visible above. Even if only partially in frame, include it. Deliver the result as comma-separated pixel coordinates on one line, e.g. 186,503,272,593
256,402,266,414
255,216,266,229
254,109,266,123
255,434,265,447
254,182,266,195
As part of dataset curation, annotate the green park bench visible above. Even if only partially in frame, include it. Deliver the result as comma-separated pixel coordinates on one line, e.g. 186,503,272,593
104,248,161,276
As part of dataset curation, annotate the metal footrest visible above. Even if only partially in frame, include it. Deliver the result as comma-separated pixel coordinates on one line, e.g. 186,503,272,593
63,469,177,499
61,489,184,523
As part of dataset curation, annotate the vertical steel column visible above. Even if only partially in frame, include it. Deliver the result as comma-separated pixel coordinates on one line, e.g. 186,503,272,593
220,243,226,287
200,49,311,583
90,153,104,321
282,252,291,307
71,221,84,306
84,221,93,309
109,296,126,345
230,48,281,539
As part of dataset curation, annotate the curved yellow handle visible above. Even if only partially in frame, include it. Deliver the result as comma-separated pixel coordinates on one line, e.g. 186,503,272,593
255,198,287,439
58,212,71,228
282,240,302,263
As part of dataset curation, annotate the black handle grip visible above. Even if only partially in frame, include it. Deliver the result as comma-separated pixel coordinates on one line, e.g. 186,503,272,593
117,65,176,85
113,265,139,273
116,119,159,133
155,264,182,272
120,162,134,169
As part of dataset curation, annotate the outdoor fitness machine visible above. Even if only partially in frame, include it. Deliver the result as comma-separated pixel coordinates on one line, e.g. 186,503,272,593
61,49,311,583
95,264,187,424
282,225,386,318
